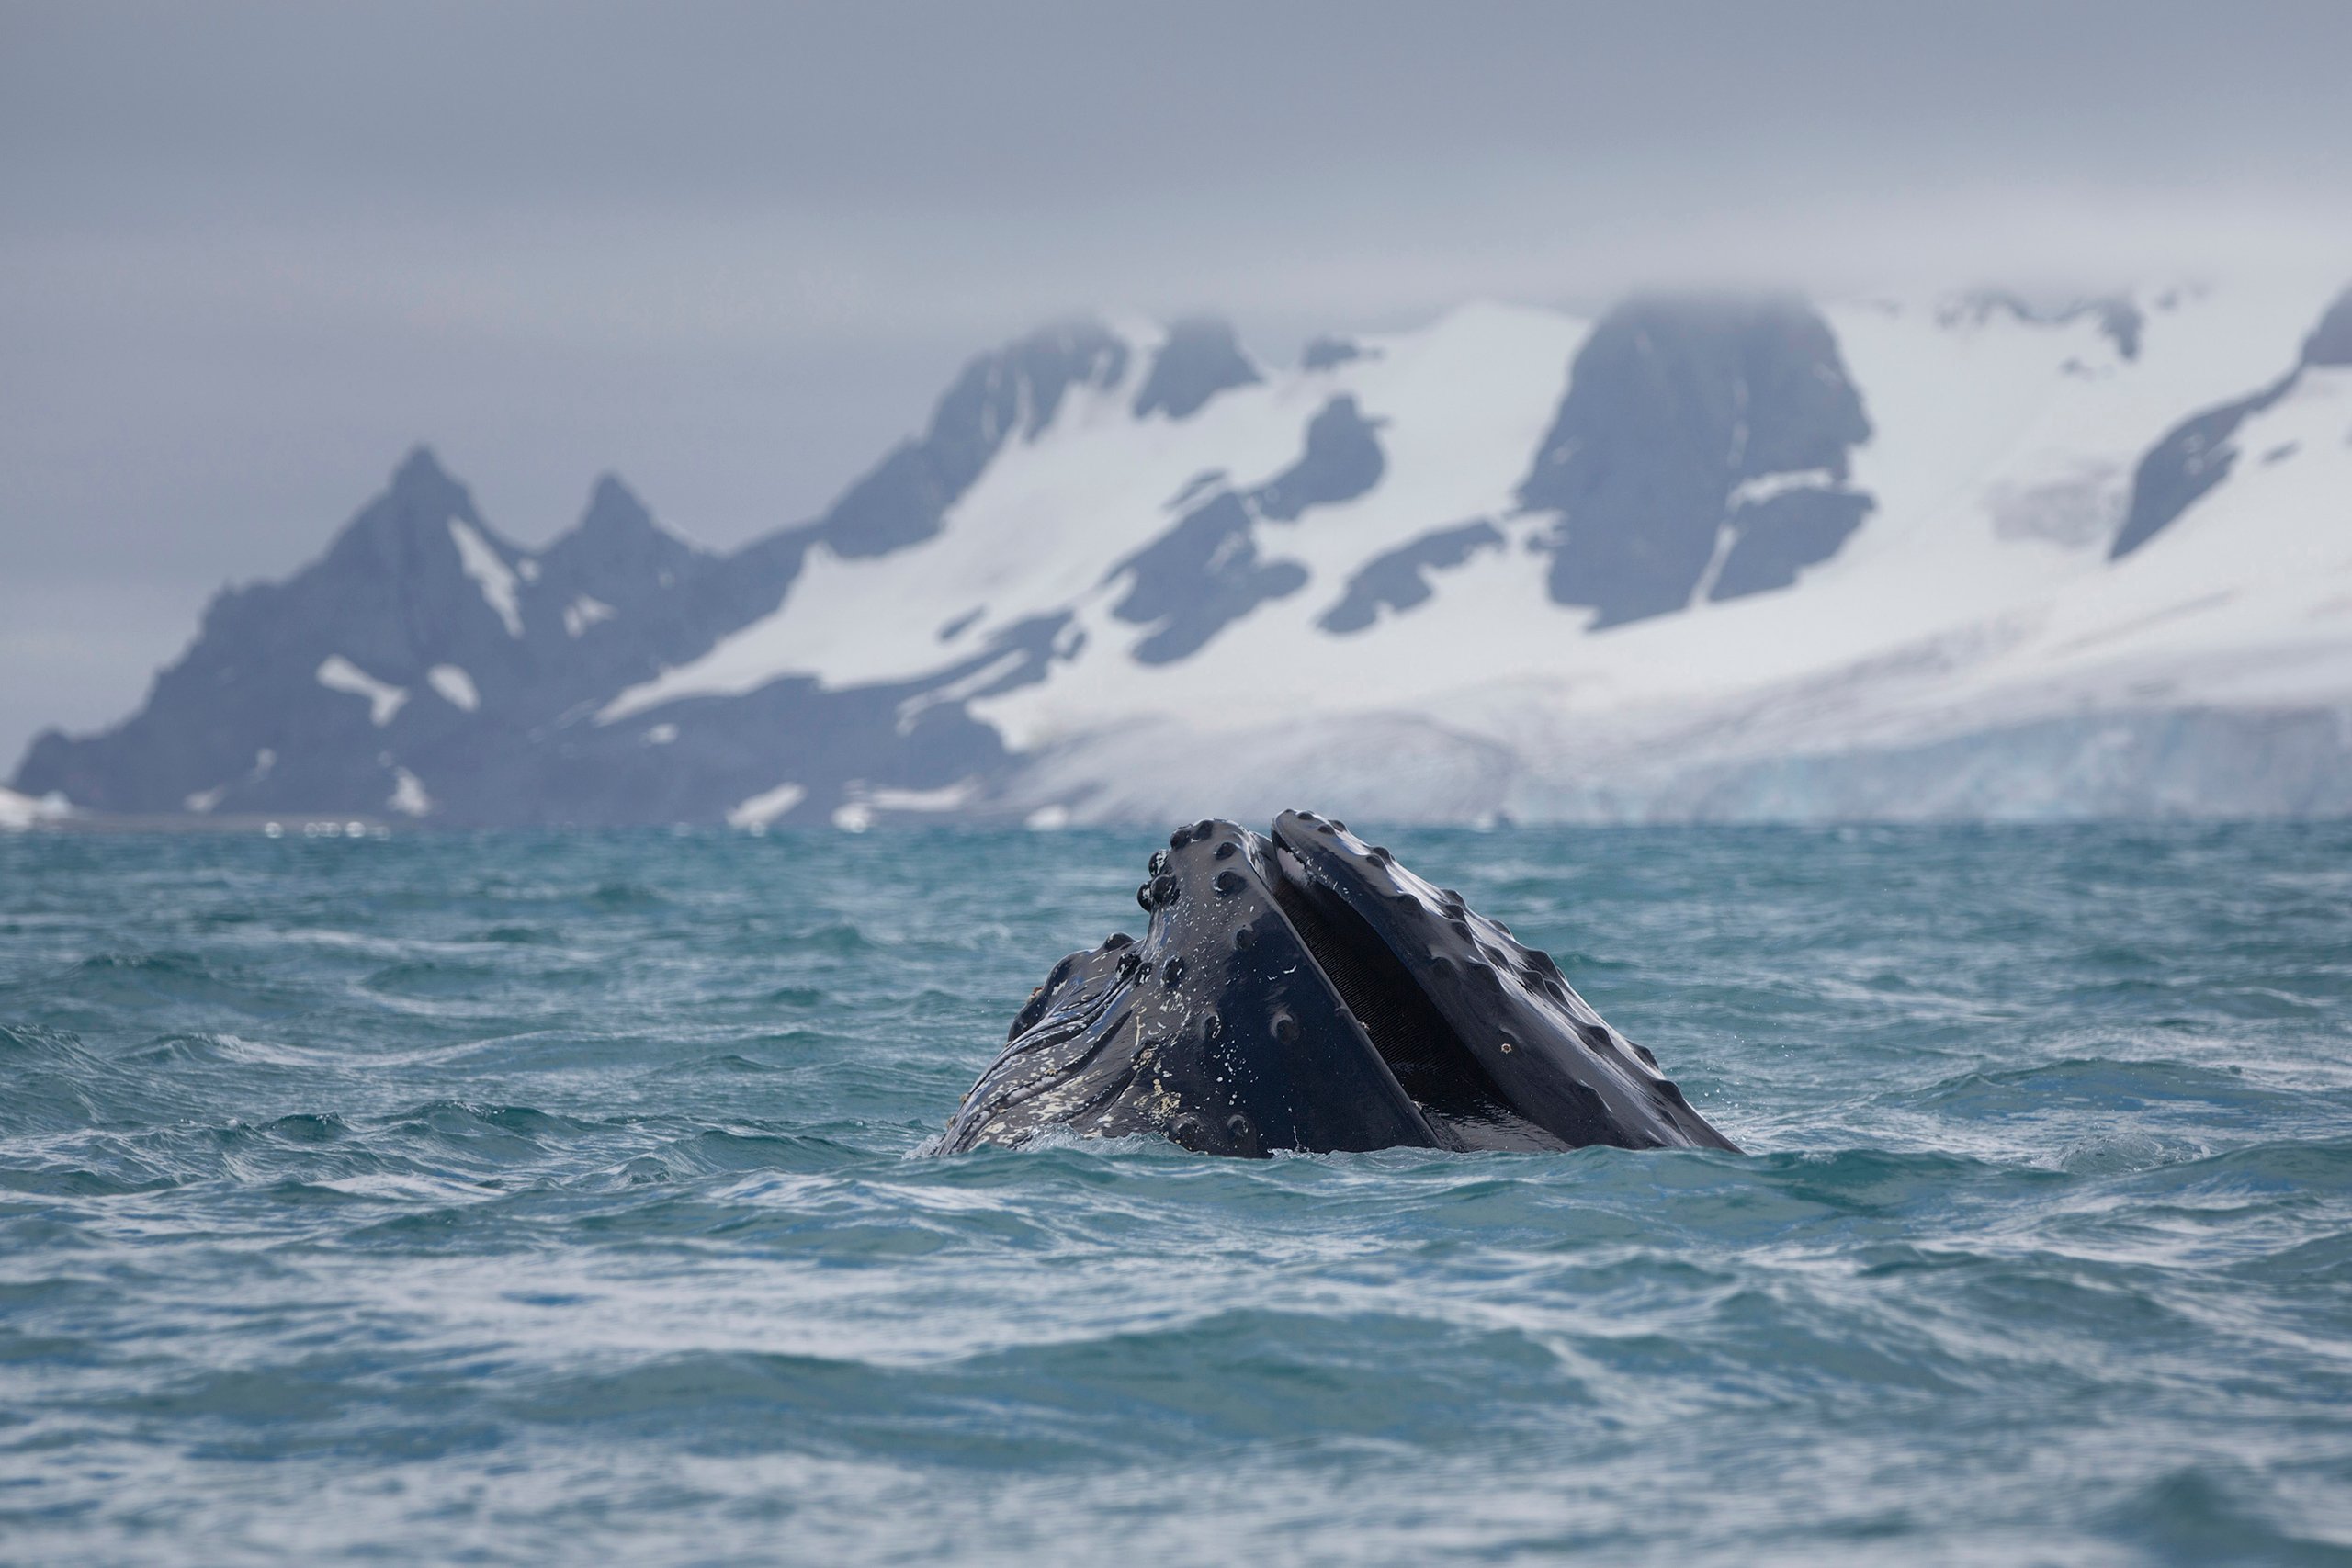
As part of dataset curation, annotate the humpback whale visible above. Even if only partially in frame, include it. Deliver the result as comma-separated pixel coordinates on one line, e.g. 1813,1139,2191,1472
935,812,1738,1157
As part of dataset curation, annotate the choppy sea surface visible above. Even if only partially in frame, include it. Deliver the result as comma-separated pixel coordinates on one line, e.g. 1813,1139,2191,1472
3,823,2350,1565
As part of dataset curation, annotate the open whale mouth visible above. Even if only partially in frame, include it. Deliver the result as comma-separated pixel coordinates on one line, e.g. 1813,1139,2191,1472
1263,829,1564,1150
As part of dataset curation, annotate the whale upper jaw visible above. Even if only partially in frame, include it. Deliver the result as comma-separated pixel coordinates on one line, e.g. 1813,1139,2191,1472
933,813,1739,1158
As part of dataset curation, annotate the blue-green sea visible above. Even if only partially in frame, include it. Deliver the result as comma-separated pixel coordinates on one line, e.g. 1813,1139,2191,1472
4,823,2350,1565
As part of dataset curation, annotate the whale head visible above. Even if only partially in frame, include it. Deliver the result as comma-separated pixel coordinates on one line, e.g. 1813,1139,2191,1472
933,812,1738,1157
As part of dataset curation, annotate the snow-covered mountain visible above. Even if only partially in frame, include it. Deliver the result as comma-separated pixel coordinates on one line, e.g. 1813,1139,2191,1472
16,280,2352,828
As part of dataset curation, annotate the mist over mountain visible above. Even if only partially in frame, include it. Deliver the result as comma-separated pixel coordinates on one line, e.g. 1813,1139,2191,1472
16,279,2352,829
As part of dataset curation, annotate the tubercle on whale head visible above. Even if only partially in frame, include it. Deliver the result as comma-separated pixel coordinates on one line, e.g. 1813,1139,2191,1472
933,811,1739,1158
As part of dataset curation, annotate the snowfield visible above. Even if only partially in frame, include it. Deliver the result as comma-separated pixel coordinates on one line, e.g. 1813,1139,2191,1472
17,276,2352,826
605,280,2352,821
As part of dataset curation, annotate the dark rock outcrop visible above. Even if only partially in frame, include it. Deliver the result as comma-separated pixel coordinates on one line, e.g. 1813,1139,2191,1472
1948,290,2145,360
1131,319,1261,420
2301,287,2352,367
1109,494,1308,665
1708,488,1877,601
1517,297,1875,626
1252,397,1385,522
1299,335,1367,371
1321,521,1504,634
2108,378,2295,560
1110,396,1389,661
820,321,1129,559
2110,285,2350,560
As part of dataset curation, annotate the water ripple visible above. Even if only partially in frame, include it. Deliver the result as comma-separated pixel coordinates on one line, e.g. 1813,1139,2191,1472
2,823,2349,1563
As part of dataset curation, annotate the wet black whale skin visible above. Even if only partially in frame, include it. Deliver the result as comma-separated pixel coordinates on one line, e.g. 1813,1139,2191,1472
934,812,1738,1158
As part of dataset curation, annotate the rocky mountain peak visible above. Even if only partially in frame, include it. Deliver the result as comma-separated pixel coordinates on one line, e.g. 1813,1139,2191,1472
579,473,657,536
390,442,459,494
322,445,512,578
538,474,705,614
818,318,1131,561
1132,318,1261,421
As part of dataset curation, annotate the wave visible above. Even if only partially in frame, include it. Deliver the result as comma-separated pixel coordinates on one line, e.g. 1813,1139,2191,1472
6,824,2352,1566
1904,1054,2319,1116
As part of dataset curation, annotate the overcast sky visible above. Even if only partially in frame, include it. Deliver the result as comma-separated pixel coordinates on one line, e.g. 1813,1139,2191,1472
5,0,2350,767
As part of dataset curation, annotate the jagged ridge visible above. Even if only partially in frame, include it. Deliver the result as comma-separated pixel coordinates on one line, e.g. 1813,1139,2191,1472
16,282,2352,829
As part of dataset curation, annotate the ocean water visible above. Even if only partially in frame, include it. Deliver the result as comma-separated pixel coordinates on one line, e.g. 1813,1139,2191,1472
3,822,2349,1566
